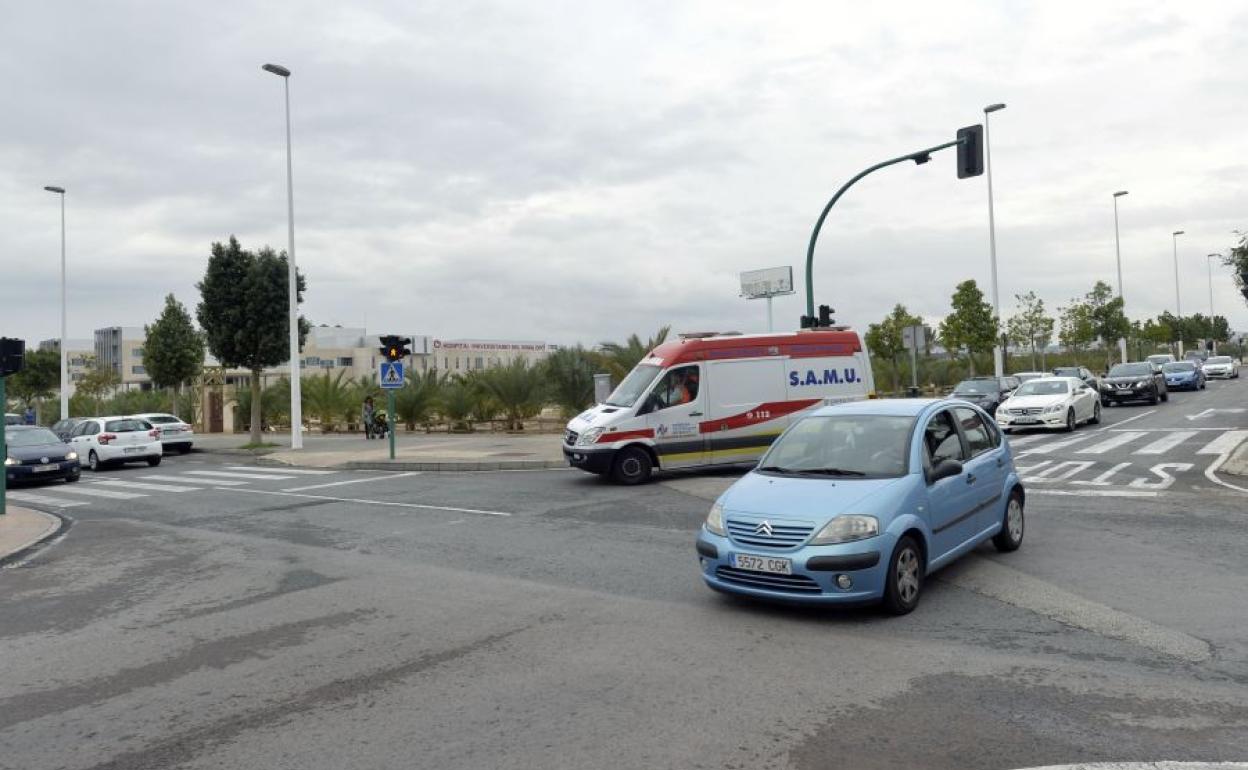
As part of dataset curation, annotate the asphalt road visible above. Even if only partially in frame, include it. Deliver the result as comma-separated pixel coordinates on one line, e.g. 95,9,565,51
3,378,1248,769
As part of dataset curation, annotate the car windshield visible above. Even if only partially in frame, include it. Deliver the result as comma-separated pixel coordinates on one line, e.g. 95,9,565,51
1162,362,1195,373
952,379,998,394
604,364,662,408
1208,356,1232,364
1014,380,1070,396
6,428,62,447
1147,355,1173,364
145,415,181,424
1109,363,1152,377
1052,367,1080,377
758,414,914,478
104,419,150,433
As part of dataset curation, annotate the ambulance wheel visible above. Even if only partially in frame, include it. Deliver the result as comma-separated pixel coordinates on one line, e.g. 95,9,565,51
611,446,653,485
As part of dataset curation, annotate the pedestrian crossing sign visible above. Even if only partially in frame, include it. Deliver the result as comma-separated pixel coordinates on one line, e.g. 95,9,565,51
379,361,405,389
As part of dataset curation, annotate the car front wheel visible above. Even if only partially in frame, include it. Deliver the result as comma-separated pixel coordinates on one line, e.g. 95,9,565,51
1088,402,1101,425
147,455,162,467
88,450,102,472
1064,408,1076,432
610,446,653,485
882,536,924,615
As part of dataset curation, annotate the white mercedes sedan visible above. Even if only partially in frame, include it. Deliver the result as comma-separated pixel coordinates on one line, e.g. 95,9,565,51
994,376,1101,433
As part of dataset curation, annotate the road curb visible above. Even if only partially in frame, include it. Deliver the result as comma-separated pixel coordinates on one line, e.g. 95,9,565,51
0,507,71,567
1221,440,1248,477
342,459,568,472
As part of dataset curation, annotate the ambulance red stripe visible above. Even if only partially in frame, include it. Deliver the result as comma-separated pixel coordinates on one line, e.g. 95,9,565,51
698,399,821,434
594,428,655,443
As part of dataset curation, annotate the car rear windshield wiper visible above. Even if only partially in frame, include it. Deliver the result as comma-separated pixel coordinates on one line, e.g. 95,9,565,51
799,467,867,476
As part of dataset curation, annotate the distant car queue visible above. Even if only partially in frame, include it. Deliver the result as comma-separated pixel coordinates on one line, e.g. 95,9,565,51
4,412,193,486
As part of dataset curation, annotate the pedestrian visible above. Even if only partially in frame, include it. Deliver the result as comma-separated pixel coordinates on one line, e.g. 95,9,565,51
362,396,375,439
23,405,36,425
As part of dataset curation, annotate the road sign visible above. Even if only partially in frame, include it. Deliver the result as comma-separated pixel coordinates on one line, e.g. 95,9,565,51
902,325,928,351
379,361,405,389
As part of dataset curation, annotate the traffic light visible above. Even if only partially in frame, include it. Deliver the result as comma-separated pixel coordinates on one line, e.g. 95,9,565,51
378,335,412,362
0,338,24,377
956,124,984,179
800,305,836,329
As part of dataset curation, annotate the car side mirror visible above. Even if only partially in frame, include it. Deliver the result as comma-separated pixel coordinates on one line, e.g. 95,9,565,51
927,458,963,484
636,395,657,416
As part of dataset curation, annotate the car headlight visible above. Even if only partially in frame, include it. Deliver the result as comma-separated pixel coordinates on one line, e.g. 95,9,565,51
1134,380,1150,388
575,427,604,446
810,514,879,545
66,451,78,461
1043,402,1065,413
4,456,17,466
705,502,726,536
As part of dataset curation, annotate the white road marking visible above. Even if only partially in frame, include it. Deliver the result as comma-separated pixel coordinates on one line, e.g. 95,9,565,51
1094,408,1156,431
6,491,88,508
1076,431,1147,454
1196,430,1248,455
53,485,146,499
1014,460,1053,475
183,470,297,481
944,556,1210,662
1013,762,1248,769
282,472,418,492
215,486,512,517
1024,460,1095,482
1128,463,1193,490
1005,434,1049,446
1031,488,1159,498
140,474,248,487
1133,431,1198,454
1018,434,1095,456
224,466,334,475
95,480,202,493
1185,407,1245,421
1071,462,1132,486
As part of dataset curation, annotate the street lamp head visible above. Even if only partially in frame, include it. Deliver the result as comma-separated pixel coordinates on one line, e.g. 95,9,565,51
984,103,1006,113
1113,190,1128,197
43,185,65,194
1173,230,1185,236
262,63,291,77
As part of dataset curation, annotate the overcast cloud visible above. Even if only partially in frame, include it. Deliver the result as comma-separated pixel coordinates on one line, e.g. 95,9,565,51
3,0,1246,348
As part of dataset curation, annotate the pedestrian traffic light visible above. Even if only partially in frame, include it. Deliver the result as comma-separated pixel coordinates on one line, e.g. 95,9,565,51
0,338,24,377
378,335,411,362
956,124,984,179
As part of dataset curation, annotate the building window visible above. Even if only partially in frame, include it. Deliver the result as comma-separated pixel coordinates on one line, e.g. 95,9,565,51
131,365,146,375
304,356,321,367
71,372,84,382
474,357,484,370
337,357,353,367
133,347,145,358
70,357,86,367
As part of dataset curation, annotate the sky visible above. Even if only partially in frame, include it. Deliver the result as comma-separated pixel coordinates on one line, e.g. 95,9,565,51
3,0,1247,349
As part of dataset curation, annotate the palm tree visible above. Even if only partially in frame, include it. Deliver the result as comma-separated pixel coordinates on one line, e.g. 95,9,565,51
302,370,355,432
395,369,446,431
439,378,478,432
598,325,670,382
474,360,546,431
543,346,598,417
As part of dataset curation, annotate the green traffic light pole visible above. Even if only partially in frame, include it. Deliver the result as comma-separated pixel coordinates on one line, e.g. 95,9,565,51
1,375,7,516
804,137,965,320
388,389,396,461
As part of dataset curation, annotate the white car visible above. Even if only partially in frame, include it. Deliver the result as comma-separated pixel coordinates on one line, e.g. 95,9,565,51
994,376,1101,433
67,416,163,471
134,412,195,453
1201,355,1239,379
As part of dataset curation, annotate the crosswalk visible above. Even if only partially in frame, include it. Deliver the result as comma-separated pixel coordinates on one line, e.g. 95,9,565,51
1009,429,1248,458
7,465,336,510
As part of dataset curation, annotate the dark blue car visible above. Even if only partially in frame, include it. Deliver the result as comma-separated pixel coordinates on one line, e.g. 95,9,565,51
1162,361,1205,391
4,426,81,484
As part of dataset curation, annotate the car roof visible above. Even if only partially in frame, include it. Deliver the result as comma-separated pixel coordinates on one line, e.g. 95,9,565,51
4,425,51,431
813,397,965,418
1022,376,1076,383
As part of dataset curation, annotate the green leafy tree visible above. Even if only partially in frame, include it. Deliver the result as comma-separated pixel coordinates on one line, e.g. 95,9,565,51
543,346,598,417
143,293,205,415
1059,300,1095,357
74,363,121,416
1140,317,1172,352
938,280,998,376
865,304,923,392
1223,234,1248,308
1005,291,1055,371
1084,281,1130,369
196,236,308,445
1210,315,1231,344
6,348,60,409
302,370,354,433
439,378,478,432
395,369,446,431
598,326,671,382
474,359,547,431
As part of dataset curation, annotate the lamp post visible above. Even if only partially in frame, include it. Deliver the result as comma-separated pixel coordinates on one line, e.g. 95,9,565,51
43,185,68,420
1207,253,1221,354
983,103,1006,377
1112,190,1128,363
262,62,303,450
1172,230,1185,357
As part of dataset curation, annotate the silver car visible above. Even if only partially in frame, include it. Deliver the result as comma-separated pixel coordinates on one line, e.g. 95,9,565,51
1201,356,1239,380
133,413,195,454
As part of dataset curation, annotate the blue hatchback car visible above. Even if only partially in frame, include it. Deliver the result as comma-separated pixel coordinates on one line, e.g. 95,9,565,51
696,398,1024,614
1161,361,1205,391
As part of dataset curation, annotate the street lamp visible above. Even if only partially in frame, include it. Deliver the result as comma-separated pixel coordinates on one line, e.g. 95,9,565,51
983,103,1006,377
1207,253,1221,354
261,62,303,450
1112,190,1128,363
1172,229,1185,357
43,185,68,420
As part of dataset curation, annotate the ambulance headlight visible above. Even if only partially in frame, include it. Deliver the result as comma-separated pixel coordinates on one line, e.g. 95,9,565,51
576,427,604,446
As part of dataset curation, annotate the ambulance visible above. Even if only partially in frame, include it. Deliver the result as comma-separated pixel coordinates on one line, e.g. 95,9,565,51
562,328,876,483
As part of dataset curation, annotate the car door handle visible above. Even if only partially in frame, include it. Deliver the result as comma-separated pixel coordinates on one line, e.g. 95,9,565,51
965,473,977,484
996,457,1004,468
688,412,703,417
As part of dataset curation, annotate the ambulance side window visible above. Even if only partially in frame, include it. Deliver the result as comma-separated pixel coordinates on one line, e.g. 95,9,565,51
645,365,700,413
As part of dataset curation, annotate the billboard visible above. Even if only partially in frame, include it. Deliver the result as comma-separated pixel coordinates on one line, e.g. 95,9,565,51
739,266,794,299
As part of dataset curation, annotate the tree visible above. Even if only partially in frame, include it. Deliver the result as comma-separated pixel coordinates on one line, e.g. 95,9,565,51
5,348,59,409
865,304,923,392
143,293,205,413
196,237,308,445
1005,291,1055,371
74,363,121,416
1084,281,1130,369
938,280,998,376
474,359,547,431
395,369,446,431
1211,315,1231,344
439,378,478,432
1141,317,1173,351
1058,300,1095,357
302,370,354,432
598,326,670,382
543,346,599,417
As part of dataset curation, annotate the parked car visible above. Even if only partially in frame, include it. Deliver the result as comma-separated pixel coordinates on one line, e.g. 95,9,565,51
66,416,163,471
1100,362,1168,405
50,417,87,442
949,377,1016,415
1184,350,1208,364
133,412,195,453
4,426,81,484
1052,365,1101,392
4,413,22,426
996,376,1100,432
1162,361,1205,391
696,398,1024,614
1202,355,1239,379
1146,354,1176,367
1012,371,1048,383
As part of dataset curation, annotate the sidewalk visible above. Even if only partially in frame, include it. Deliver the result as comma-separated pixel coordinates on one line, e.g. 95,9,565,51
196,431,568,471
0,506,64,564
1224,440,1248,477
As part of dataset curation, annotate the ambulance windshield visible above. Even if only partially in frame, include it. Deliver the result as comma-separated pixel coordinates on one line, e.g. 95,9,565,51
606,364,662,408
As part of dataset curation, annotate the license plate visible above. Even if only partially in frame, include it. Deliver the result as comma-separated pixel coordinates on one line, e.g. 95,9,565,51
124,446,143,454
1014,418,1040,425
732,553,792,575
32,464,58,473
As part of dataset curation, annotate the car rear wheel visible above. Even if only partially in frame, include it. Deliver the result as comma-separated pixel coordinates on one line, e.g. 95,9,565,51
147,456,162,467
66,470,80,483
882,536,924,616
992,492,1025,552
1150,388,1160,405
88,450,102,472
1064,409,1076,432
610,446,653,485
1161,388,1169,402
177,444,192,455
